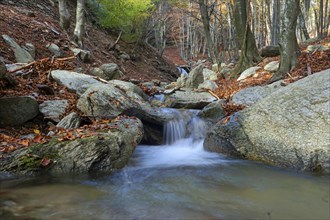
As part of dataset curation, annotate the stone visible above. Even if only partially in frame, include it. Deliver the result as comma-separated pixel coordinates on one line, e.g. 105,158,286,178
56,112,81,129
109,79,148,101
198,80,218,91
185,64,204,88
0,60,6,78
39,100,69,122
306,44,329,53
232,80,283,106
46,43,61,57
23,43,36,59
203,68,218,81
264,61,279,72
2,35,34,63
100,63,123,80
71,48,92,63
198,100,226,123
204,69,330,174
77,84,140,118
165,91,217,109
51,70,101,93
237,66,261,81
0,96,39,127
0,117,144,175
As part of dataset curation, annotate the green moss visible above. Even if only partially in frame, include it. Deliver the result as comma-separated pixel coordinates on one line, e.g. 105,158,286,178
18,154,41,171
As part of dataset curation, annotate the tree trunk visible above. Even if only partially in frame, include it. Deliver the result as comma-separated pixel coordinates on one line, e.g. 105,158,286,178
271,0,280,45
298,5,310,41
269,0,300,83
58,0,70,30
231,0,261,78
74,0,85,48
198,0,217,64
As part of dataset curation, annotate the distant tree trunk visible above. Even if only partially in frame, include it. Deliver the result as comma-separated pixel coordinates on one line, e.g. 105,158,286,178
269,0,300,83
271,0,280,45
198,0,217,64
58,0,70,30
231,0,261,78
298,5,310,41
74,0,85,48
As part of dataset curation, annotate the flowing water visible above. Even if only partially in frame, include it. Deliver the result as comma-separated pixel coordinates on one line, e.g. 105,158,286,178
1,109,329,220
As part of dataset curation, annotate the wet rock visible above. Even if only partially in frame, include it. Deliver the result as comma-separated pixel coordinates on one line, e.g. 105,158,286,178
0,96,39,127
2,35,34,63
205,69,330,174
198,100,226,123
0,117,144,175
39,100,68,122
56,112,81,129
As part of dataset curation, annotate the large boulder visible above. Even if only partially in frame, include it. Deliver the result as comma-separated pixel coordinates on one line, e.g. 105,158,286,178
0,96,39,127
0,117,144,176
109,79,148,101
198,100,226,123
185,64,204,88
77,84,140,118
260,45,280,57
39,100,69,122
2,35,34,63
51,70,101,93
204,69,330,173
165,91,217,109
264,61,279,72
232,80,283,106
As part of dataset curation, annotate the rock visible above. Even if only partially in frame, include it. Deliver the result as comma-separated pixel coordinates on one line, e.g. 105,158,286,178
77,84,140,118
46,43,61,57
119,52,130,60
264,61,279,72
204,69,330,173
122,107,175,144
51,70,101,93
36,84,55,95
2,35,34,63
198,100,226,123
232,80,283,106
237,66,261,81
0,117,144,175
165,82,177,90
100,63,123,80
0,60,6,78
166,91,217,109
23,43,36,59
185,64,204,88
306,44,329,53
56,112,81,129
203,68,218,81
198,80,218,90
260,45,280,57
71,48,92,63
39,100,69,122
0,96,39,127
109,79,148,101
176,74,188,88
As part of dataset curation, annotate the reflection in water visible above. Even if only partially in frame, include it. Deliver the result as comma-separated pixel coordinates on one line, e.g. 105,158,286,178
1,110,329,219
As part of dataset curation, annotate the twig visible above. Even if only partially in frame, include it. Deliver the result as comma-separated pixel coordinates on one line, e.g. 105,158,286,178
208,89,220,100
108,31,122,51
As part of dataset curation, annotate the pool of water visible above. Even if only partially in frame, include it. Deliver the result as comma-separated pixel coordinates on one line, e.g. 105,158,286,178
1,138,329,220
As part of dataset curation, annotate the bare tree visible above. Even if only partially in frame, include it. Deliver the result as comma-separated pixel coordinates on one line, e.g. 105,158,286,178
231,0,260,78
74,0,86,48
269,0,300,82
58,0,70,30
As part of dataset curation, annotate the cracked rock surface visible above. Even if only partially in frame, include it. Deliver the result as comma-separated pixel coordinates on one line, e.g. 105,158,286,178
204,69,330,173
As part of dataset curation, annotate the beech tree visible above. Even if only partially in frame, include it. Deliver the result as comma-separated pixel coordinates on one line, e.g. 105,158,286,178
231,0,260,77
74,0,86,48
269,0,300,82
58,0,70,31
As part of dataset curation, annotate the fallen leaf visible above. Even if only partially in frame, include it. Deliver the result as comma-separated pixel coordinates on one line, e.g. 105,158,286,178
40,157,52,167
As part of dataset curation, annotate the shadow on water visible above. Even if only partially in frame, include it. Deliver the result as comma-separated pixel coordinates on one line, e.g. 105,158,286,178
1,109,329,219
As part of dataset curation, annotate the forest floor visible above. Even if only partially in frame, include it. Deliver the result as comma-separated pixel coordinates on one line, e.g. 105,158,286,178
0,0,330,155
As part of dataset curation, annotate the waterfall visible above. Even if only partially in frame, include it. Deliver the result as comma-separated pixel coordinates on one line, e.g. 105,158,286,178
162,108,208,145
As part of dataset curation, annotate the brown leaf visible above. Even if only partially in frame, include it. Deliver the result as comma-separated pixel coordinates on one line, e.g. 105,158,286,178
40,157,52,167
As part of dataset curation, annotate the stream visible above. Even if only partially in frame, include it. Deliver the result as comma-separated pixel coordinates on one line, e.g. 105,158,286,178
1,109,329,219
